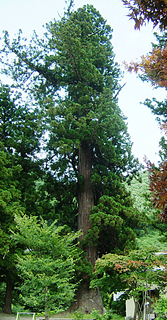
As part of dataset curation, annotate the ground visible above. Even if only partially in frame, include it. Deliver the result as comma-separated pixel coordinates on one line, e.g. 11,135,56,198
0,311,125,320
0,315,69,320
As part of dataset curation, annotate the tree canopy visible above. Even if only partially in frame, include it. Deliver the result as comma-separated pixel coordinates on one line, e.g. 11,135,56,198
0,3,140,258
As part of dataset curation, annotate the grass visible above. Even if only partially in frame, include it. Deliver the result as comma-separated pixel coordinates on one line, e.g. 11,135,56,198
0,312,125,320
53,310,125,320
9,305,125,320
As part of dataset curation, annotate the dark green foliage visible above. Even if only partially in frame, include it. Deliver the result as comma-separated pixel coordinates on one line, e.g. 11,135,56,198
153,297,167,320
0,144,24,312
0,83,42,215
0,83,60,221
0,283,6,310
0,84,41,156
0,144,23,258
89,194,138,255
0,83,56,312
0,5,140,257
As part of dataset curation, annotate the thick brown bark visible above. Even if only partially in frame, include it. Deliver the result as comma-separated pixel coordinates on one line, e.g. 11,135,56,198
78,143,96,266
70,143,103,314
2,279,13,314
68,283,103,314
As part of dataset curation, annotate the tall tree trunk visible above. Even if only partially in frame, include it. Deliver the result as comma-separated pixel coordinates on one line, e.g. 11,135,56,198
70,143,103,314
2,278,13,314
78,143,96,266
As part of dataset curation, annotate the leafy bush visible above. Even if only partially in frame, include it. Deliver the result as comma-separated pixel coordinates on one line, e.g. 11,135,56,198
91,308,113,320
154,297,167,320
110,299,126,316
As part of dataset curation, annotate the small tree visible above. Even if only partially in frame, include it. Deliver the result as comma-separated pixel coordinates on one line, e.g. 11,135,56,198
91,249,167,318
12,214,82,320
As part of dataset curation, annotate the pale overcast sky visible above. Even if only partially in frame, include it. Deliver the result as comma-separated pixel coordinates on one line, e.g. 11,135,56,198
0,0,166,164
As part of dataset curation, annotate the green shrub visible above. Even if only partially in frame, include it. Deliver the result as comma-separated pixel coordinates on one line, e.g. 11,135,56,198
154,297,167,320
91,308,113,320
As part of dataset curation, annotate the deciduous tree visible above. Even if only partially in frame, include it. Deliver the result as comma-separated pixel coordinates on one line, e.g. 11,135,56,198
91,249,167,318
12,214,82,320
122,0,167,30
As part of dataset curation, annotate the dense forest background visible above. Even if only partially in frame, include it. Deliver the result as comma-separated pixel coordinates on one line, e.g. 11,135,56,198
0,1,167,320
